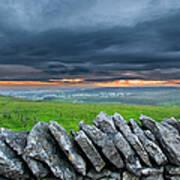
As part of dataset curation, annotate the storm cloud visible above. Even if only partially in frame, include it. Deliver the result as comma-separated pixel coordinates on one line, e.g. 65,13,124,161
0,0,180,81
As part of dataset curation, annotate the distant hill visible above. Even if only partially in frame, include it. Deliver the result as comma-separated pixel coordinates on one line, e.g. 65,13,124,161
0,86,180,106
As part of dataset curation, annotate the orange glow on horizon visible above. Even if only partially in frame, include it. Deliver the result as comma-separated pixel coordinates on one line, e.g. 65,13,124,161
94,79,180,87
0,79,179,87
0,81,59,87
50,78,84,83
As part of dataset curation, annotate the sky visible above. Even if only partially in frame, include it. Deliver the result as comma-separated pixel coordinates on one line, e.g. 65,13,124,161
0,0,180,86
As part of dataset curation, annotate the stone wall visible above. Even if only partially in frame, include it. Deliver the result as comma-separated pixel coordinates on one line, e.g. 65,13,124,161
0,111,180,180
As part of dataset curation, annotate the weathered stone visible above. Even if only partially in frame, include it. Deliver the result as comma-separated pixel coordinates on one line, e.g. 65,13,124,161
0,134,30,180
140,167,164,176
141,174,164,180
140,114,180,166
129,119,167,166
73,130,105,172
92,112,141,175
39,177,60,180
0,177,11,180
162,117,180,133
93,111,116,134
49,121,86,175
79,121,124,169
113,113,151,166
109,172,122,180
83,177,92,180
160,121,180,135
87,169,111,179
144,130,158,144
22,153,50,178
86,169,121,180
25,122,76,180
2,129,29,155
165,165,180,175
99,179,116,180
122,171,139,180
114,132,142,176
1,128,50,178
165,176,180,180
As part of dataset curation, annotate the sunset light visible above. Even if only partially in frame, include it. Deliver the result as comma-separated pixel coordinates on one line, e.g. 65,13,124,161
0,79,179,87
0,81,59,87
50,78,85,83
94,79,180,87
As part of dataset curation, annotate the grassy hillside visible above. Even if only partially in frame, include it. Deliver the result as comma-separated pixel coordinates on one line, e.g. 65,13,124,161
0,95,180,132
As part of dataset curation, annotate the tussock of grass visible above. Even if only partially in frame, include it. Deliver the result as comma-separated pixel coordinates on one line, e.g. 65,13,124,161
0,96,180,132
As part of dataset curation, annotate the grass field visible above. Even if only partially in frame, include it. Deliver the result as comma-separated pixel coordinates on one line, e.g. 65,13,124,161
0,95,180,133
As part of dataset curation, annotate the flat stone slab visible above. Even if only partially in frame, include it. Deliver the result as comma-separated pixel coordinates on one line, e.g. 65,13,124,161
93,111,117,134
113,132,142,176
141,174,164,180
25,122,76,180
122,171,140,180
79,121,124,169
49,121,86,175
113,113,151,167
0,133,30,180
165,165,180,175
140,167,164,176
73,130,105,172
165,176,180,180
1,128,50,178
92,112,141,175
144,130,158,144
162,117,180,133
129,119,167,166
86,169,121,180
2,129,29,155
140,115,180,166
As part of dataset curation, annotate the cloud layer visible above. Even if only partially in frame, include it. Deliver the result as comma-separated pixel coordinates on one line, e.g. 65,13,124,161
0,0,180,82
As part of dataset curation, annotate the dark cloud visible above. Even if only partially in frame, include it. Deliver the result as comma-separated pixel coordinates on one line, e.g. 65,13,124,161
0,0,180,81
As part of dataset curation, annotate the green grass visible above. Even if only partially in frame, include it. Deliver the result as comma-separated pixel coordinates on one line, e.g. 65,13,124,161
0,95,180,132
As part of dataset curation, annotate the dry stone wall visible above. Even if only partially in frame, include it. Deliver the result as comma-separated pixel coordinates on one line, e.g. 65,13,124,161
0,111,180,180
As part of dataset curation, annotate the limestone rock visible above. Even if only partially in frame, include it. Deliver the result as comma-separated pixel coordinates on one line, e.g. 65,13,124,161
140,167,164,176
92,112,141,175
39,177,60,180
114,132,142,176
1,128,50,178
93,111,116,134
113,113,151,166
144,130,158,144
25,122,76,180
140,115,180,166
141,174,164,180
165,165,180,175
122,171,139,180
109,172,122,180
0,134,30,180
73,130,105,172
49,121,86,175
165,176,180,180
79,121,124,169
160,121,179,135
86,169,121,180
2,129,29,155
22,153,50,178
86,169,111,179
162,117,180,133
129,119,167,166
